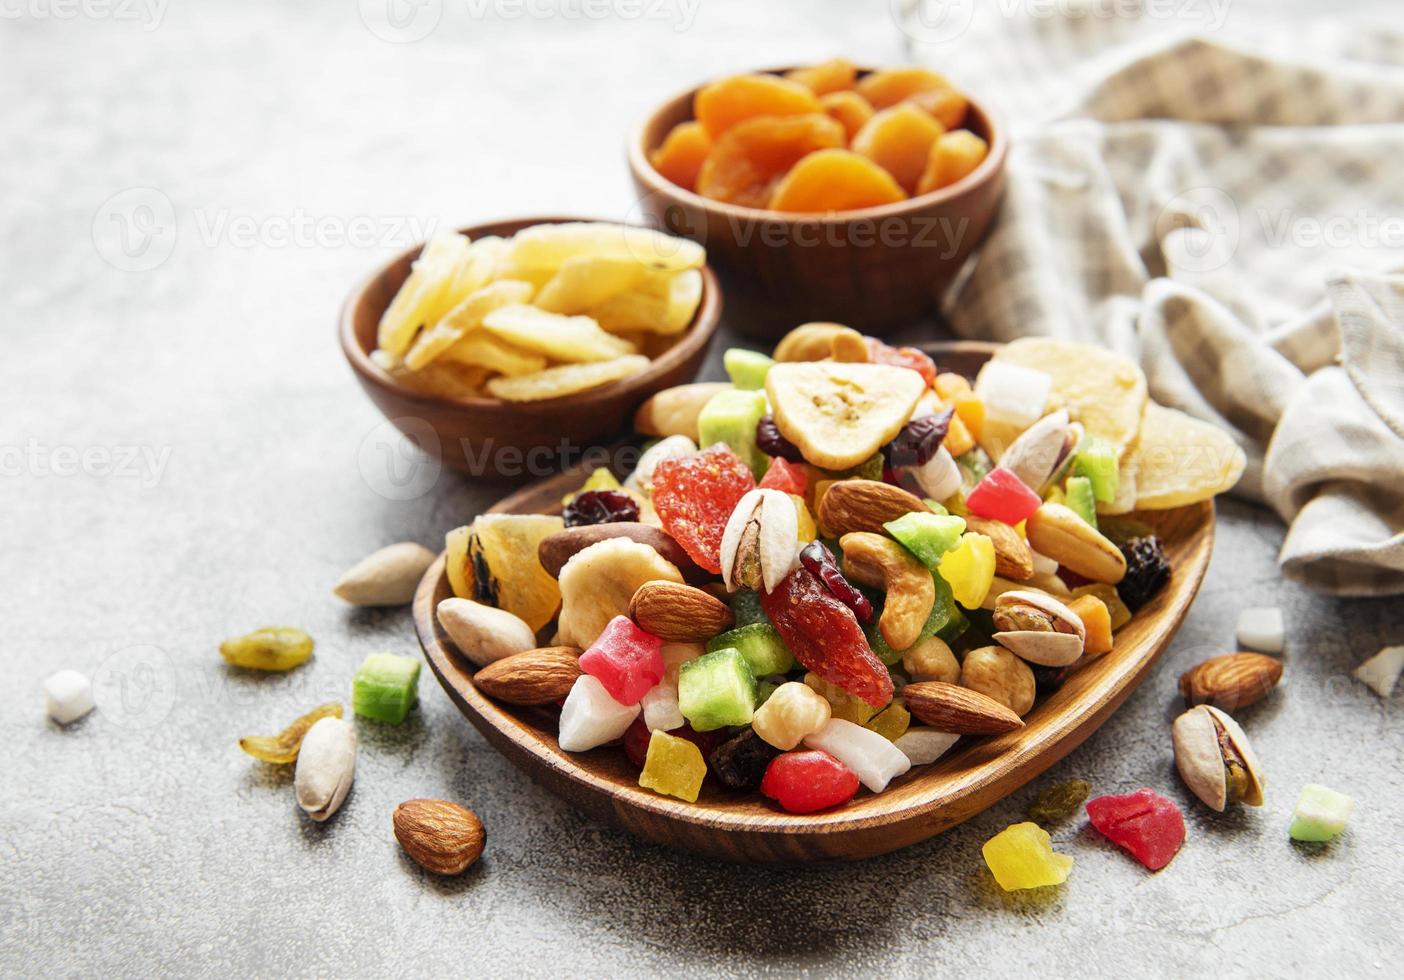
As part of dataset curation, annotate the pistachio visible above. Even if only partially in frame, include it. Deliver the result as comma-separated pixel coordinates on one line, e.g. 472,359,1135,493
294,717,357,822
719,489,799,594
333,542,436,607
436,598,537,668
1025,503,1127,584
1172,704,1265,812
998,410,1070,493
992,590,1086,667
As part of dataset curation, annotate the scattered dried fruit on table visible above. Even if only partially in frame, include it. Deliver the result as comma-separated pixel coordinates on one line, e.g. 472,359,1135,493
333,542,436,607
220,626,314,672
1086,788,1186,871
239,703,344,764
353,653,421,724
1289,783,1354,842
761,749,861,813
294,716,357,822
982,822,1073,891
43,669,94,725
1236,606,1285,654
1179,652,1282,711
1026,779,1092,825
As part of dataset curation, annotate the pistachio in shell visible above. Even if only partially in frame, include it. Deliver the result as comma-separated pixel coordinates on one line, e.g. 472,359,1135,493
1171,704,1264,811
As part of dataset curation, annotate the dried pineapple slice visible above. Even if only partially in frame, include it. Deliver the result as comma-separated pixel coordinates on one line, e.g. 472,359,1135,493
441,332,548,377
445,525,474,599
590,270,703,335
466,514,565,632
485,355,650,402
504,221,704,274
534,256,642,314
1133,403,1245,508
481,304,636,363
403,279,535,371
376,232,472,356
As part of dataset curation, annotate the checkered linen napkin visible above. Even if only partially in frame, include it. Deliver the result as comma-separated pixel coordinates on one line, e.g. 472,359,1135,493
902,3,1404,595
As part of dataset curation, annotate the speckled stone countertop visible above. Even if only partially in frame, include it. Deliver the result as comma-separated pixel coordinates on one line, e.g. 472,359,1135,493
3,1,1400,975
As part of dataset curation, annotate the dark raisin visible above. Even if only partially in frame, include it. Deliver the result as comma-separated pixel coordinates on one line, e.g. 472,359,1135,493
1117,535,1171,611
1031,662,1072,694
707,727,781,791
755,415,805,463
563,489,639,527
882,409,953,468
798,541,875,624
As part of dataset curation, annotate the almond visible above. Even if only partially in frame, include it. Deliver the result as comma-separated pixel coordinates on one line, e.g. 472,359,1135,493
393,799,485,876
966,515,1034,581
1179,652,1282,711
629,581,734,642
473,646,582,704
902,681,1025,734
818,479,927,537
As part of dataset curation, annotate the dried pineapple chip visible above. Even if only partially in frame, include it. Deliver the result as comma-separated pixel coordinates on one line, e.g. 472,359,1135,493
534,256,642,314
485,355,650,402
590,269,703,335
992,338,1148,460
505,221,705,274
377,232,472,356
481,304,636,362
404,279,535,370
1133,403,1245,508
444,525,474,599
395,362,492,401
441,332,548,377
467,514,565,631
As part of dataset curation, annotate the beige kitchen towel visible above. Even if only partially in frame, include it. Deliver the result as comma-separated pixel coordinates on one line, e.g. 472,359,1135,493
901,3,1404,594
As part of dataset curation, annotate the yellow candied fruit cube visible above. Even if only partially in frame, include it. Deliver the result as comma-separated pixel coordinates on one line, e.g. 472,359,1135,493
562,466,622,505
804,672,880,725
791,494,817,543
982,822,1074,891
864,702,910,742
938,532,996,609
638,730,707,803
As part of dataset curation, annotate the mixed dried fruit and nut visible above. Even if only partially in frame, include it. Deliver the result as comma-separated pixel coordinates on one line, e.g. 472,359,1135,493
650,61,991,210
370,222,705,402
435,323,1257,815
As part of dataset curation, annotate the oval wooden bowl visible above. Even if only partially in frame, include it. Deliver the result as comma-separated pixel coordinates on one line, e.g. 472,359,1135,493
340,215,722,479
626,68,1008,340
414,341,1214,862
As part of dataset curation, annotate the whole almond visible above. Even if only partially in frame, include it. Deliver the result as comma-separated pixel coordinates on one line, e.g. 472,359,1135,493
629,581,735,642
966,516,1034,581
393,799,485,875
1179,652,1282,711
537,522,708,584
473,646,583,704
333,542,436,606
818,480,927,537
902,681,1025,734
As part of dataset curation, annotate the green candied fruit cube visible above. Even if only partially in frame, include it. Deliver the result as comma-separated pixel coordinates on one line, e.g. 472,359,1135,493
1065,475,1098,528
865,573,966,664
352,652,421,723
924,499,949,516
1072,435,1119,503
677,647,756,732
729,589,767,628
723,348,775,390
884,511,967,571
697,388,768,478
1289,784,1355,842
755,679,779,705
707,622,795,676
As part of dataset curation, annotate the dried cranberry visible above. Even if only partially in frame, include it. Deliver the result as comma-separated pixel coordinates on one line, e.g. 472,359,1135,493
755,415,805,463
882,409,953,468
798,541,875,625
563,489,639,527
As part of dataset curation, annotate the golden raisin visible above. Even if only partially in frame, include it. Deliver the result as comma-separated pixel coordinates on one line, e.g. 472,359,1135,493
696,114,845,208
851,103,945,194
694,73,822,139
239,703,344,764
856,66,953,109
219,626,314,672
916,130,989,195
820,90,875,141
784,58,858,95
767,149,907,212
649,120,711,192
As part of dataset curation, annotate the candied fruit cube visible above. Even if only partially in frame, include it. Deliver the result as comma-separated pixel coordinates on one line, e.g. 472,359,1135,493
892,727,959,766
1289,784,1354,842
1065,475,1098,528
1067,595,1113,656
982,822,1074,891
804,672,877,726
864,702,910,742
884,511,967,571
1072,435,1120,504
559,674,640,752
352,653,420,724
649,121,711,192
1086,788,1186,871
638,730,708,803
937,532,996,609
678,647,757,731
804,718,911,793
760,749,860,813
706,622,795,677
578,615,664,706
698,388,769,478
758,456,808,496
723,348,775,390
966,468,1041,525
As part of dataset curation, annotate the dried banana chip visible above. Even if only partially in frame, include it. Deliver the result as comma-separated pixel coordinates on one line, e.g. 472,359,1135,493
505,221,705,274
1133,403,1245,508
481,304,636,363
485,355,650,402
404,279,535,371
766,361,925,470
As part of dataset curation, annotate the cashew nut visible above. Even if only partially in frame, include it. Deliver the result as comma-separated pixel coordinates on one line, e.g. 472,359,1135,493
557,538,683,648
838,532,934,652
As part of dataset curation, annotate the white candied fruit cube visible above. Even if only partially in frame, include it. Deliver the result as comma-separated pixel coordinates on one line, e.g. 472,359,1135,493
892,727,960,766
558,675,639,752
804,718,911,793
640,675,685,732
44,669,94,725
1354,646,1404,699
974,361,1052,429
1237,607,1284,653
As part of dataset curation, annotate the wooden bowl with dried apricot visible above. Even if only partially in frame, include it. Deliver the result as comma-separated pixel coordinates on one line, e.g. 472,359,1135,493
627,61,1007,339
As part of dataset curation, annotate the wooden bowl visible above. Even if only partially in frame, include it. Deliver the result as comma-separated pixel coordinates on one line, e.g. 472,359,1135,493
414,342,1214,861
626,69,1008,340
339,216,722,478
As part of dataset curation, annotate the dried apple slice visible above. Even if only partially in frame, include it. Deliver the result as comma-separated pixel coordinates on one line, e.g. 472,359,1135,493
1133,403,1245,508
766,362,926,470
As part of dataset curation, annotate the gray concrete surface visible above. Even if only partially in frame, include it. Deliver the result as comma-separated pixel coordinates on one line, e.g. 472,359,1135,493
3,1,1400,976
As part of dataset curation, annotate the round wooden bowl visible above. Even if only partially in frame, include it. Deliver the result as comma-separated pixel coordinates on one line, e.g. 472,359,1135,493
414,342,1214,862
340,216,722,479
626,69,1008,340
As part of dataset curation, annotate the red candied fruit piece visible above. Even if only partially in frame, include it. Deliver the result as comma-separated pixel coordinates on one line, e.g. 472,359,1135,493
578,615,663,705
761,750,861,814
1086,787,1186,871
760,566,893,707
651,445,756,574
864,337,937,388
966,466,1042,525
623,716,724,769
758,456,808,496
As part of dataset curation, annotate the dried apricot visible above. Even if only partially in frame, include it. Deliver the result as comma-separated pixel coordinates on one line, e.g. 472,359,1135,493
696,114,845,209
694,73,822,139
820,91,875,141
905,88,970,130
649,121,711,192
851,103,945,194
856,66,952,109
784,58,857,95
768,149,906,213
916,130,989,195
